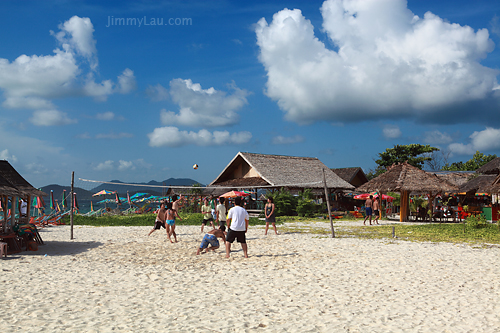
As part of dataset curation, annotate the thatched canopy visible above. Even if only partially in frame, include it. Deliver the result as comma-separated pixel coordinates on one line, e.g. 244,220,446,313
210,152,354,190
0,160,46,197
458,175,497,194
0,173,23,196
433,171,474,188
475,157,500,175
331,167,368,187
356,162,458,194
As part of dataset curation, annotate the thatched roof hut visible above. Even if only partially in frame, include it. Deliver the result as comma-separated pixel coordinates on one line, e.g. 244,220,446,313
356,162,458,194
0,173,23,196
209,152,354,192
331,167,368,187
458,175,497,194
356,162,459,221
0,160,46,197
433,171,474,188
475,157,500,175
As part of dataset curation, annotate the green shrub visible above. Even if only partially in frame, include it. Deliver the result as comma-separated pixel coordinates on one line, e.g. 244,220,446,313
465,215,488,229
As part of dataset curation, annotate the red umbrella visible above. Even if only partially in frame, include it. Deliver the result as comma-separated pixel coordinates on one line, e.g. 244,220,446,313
354,193,394,201
220,190,251,198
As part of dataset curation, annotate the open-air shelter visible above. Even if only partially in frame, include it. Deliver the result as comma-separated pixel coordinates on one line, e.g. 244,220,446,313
356,162,458,222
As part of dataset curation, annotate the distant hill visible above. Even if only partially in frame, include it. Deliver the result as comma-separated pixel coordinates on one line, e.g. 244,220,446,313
41,178,203,200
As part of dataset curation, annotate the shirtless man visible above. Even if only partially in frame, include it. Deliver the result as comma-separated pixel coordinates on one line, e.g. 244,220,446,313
372,197,380,225
148,201,167,236
172,195,183,213
196,228,226,255
165,202,182,243
363,195,373,226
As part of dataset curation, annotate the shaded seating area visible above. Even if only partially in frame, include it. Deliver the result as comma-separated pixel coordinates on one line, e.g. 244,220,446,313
0,160,47,255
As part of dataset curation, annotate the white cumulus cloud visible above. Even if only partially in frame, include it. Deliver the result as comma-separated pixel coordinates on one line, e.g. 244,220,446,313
0,16,136,125
272,135,305,144
148,126,252,147
422,130,453,145
0,149,17,162
448,127,500,155
29,110,77,126
255,0,500,125
94,160,114,171
382,125,402,139
161,79,249,127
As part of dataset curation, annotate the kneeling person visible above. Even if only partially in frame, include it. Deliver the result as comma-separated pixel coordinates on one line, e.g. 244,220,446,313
196,228,226,255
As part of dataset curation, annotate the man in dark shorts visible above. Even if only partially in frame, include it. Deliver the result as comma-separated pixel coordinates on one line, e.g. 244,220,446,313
196,228,226,255
363,195,373,226
148,201,167,236
225,196,249,258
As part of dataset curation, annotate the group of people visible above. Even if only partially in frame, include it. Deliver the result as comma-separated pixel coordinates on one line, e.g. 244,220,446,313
149,195,279,258
363,195,380,225
147,195,183,242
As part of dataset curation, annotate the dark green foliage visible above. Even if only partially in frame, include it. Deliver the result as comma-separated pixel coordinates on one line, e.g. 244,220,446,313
376,144,439,170
296,189,318,217
267,188,298,216
465,215,489,229
441,151,497,171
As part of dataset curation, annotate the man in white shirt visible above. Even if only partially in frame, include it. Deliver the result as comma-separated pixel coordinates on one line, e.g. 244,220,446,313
216,197,227,232
225,196,249,258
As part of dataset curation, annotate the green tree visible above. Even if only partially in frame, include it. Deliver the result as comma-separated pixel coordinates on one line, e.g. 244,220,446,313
267,188,297,216
441,151,497,171
375,144,440,170
296,189,318,217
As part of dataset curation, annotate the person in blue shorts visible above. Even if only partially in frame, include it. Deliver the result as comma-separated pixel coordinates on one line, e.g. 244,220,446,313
165,201,182,243
363,195,373,225
196,228,226,255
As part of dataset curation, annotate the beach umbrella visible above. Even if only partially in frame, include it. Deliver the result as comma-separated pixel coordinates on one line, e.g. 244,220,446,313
62,189,68,210
73,193,79,211
93,189,115,208
115,192,122,207
354,193,394,201
220,190,250,198
127,191,132,205
130,192,148,200
90,200,94,212
50,190,55,210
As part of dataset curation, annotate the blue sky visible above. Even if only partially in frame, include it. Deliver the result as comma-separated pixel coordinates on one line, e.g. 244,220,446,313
1,0,500,188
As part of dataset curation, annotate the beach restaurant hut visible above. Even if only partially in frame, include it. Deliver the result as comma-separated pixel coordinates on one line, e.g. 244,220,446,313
208,152,354,207
356,162,458,222
475,157,500,175
0,160,46,236
331,167,369,187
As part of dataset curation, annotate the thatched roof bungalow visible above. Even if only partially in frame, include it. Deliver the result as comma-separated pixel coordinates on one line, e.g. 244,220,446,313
332,167,368,187
0,160,46,233
209,152,354,195
356,162,458,221
475,157,500,175
458,175,497,194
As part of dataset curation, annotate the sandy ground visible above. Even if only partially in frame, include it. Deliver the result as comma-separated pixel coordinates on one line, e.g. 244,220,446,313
1,221,499,332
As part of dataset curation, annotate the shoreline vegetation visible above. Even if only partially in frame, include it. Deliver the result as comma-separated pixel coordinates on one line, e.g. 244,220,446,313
62,214,500,246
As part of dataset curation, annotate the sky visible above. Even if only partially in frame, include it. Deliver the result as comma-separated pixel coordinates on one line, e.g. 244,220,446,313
1,0,500,189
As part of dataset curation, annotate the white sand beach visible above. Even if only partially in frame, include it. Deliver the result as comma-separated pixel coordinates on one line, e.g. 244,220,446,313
1,222,499,332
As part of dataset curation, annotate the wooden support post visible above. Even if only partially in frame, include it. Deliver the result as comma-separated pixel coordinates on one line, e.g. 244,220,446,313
322,169,335,238
392,226,395,238
70,171,74,240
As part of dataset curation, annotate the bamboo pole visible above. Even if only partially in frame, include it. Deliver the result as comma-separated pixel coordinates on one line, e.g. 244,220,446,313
70,171,74,240
322,169,335,238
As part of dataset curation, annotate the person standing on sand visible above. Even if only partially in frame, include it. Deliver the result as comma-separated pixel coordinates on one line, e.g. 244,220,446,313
264,197,278,235
165,201,182,243
172,195,183,213
225,196,249,258
363,195,373,225
216,197,227,233
196,228,226,255
201,198,214,233
373,197,380,225
148,201,167,236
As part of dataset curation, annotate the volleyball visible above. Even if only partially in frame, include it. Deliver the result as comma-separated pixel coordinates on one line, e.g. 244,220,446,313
193,164,199,169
